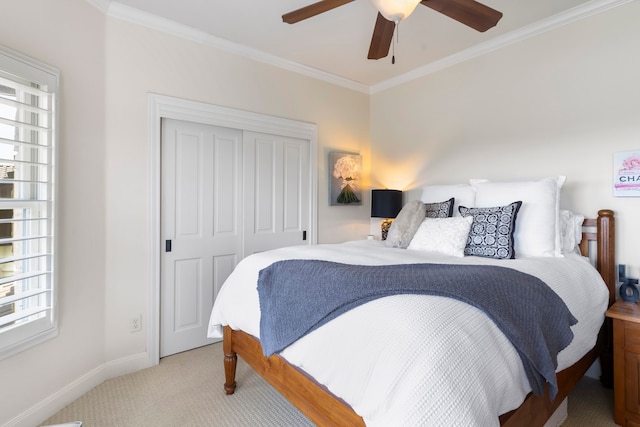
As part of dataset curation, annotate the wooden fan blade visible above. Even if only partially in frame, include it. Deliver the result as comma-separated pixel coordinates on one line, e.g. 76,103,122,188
283,0,355,24
368,13,395,60
421,0,503,32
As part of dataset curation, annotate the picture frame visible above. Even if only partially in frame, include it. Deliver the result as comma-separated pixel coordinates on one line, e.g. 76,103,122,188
613,150,640,197
329,151,362,206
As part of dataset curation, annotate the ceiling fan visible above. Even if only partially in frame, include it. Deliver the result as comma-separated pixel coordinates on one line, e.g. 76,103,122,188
282,0,503,61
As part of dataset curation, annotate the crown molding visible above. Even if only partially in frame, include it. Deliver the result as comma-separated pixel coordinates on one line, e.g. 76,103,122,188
90,0,631,95
370,0,633,93
105,2,370,94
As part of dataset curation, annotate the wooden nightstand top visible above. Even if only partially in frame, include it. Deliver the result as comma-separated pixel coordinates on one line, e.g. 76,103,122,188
607,299,640,324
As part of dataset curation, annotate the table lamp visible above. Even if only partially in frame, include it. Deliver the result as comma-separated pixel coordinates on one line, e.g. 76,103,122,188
371,189,403,240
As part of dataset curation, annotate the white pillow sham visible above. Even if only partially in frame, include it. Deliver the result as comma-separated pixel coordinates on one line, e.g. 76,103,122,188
559,210,584,254
421,184,475,217
470,176,565,258
407,216,473,257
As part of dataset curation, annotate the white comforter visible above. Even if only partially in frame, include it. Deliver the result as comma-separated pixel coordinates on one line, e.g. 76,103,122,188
208,240,609,426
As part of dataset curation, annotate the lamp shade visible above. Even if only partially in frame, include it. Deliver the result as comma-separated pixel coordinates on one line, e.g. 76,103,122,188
371,189,403,218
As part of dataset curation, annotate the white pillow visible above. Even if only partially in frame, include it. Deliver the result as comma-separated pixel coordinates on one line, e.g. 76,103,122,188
559,210,584,254
407,216,473,257
470,176,566,258
421,184,476,217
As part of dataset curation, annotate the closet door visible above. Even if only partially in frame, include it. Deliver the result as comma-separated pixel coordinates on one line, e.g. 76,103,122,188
243,131,311,256
160,119,242,357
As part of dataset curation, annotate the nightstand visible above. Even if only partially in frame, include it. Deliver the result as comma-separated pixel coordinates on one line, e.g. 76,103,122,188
606,299,640,426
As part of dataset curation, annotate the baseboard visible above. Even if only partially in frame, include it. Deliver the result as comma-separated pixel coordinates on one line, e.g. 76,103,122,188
5,352,150,427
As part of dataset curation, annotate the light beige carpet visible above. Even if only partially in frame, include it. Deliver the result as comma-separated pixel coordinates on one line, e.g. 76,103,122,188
42,342,616,426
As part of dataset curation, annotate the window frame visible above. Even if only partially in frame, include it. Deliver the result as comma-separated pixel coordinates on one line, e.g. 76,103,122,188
0,44,59,360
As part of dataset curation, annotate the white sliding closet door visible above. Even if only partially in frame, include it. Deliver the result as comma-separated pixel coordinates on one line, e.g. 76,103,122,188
161,119,242,357
243,131,311,256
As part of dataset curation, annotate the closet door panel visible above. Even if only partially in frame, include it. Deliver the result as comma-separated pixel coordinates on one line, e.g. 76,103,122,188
243,131,311,256
161,119,242,357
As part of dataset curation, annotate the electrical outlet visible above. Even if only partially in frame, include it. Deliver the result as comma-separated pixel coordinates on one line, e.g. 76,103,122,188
130,315,142,333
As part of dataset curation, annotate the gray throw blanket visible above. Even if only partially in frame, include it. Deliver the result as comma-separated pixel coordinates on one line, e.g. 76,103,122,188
257,260,578,398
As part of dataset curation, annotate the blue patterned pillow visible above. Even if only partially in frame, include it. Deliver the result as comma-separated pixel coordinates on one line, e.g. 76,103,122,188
425,197,454,218
459,201,522,259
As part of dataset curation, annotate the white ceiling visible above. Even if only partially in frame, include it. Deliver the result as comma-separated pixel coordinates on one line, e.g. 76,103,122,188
98,0,627,92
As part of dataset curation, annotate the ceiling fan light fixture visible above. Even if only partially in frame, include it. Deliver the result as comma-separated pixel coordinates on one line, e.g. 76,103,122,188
369,0,421,22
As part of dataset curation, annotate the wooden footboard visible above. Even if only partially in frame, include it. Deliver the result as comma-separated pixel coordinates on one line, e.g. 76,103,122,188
223,326,365,426
222,209,616,427
224,325,599,427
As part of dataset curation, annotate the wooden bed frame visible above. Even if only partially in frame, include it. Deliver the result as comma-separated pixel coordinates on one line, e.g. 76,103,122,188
223,209,616,427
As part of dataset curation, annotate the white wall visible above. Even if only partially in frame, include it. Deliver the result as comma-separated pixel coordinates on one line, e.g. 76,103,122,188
370,1,640,276
0,0,107,425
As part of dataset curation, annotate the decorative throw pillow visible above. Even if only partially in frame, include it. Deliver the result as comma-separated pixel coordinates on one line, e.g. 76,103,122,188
385,200,427,248
459,201,522,259
425,198,454,218
407,216,473,257
421,184,475,217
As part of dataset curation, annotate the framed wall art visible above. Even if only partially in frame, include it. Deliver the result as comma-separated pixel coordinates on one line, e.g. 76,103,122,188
614,150,640,197
329,151,362,206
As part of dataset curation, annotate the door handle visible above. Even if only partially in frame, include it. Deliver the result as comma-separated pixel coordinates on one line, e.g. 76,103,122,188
302,230,307,241
166,240,172,252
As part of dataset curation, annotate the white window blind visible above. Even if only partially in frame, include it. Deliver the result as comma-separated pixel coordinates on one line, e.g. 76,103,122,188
0,46,58,360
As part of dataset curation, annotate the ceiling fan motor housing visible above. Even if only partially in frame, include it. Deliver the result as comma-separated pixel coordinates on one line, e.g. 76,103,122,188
369,0,422,22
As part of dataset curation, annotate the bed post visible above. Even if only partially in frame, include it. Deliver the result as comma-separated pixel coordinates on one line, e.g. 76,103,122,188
596,209,616,306
597,209,615,389
223,326,238,395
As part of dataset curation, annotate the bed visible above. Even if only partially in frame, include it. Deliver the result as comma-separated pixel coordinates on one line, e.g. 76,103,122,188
208,179,615,427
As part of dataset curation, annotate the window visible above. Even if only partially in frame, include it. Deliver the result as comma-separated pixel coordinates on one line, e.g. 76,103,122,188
0,46,58,360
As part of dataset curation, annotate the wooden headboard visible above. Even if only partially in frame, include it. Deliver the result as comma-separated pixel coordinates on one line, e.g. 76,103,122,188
580,209,616,306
